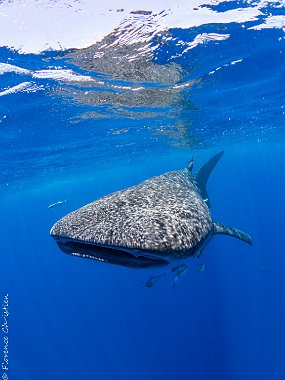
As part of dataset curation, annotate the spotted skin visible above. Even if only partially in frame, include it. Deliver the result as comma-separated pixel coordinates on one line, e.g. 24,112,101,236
50,152,252,268
51,169,212,258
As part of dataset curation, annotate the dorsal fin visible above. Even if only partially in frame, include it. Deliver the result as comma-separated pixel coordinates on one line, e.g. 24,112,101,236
194,151,224,207
213,222,252,245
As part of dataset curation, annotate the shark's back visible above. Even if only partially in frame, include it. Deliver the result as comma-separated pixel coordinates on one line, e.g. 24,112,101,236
51,169,213,254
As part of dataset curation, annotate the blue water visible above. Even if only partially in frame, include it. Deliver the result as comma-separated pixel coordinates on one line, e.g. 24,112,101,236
1,1,285,379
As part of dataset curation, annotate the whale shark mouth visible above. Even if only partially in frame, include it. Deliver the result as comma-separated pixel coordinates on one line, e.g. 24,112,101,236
53,237,169,269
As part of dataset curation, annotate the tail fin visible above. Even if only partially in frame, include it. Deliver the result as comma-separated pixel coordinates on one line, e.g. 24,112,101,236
194,151,224,207
213,222,252,245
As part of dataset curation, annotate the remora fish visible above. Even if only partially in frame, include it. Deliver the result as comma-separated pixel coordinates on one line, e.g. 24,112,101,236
145,274,165,288
48,200,68,209
50,152,252,268
172,264,188,288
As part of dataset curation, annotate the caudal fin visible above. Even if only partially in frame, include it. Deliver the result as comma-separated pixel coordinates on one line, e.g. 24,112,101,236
194,151,224,207
213,222,252,245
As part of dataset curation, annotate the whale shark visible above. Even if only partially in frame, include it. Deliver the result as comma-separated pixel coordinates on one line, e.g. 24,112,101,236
50,152,252,268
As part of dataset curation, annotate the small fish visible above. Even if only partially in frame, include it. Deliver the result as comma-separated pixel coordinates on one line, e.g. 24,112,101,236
196,263,205,273
145,274,165,288
172,264,188,288
172,264,188,276
48,200,68,209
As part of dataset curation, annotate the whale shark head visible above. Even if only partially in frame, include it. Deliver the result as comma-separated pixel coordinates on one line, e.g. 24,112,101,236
50,152,252,268
52,236,170,268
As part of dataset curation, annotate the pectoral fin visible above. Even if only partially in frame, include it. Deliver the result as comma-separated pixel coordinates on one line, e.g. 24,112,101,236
213,222,252,245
